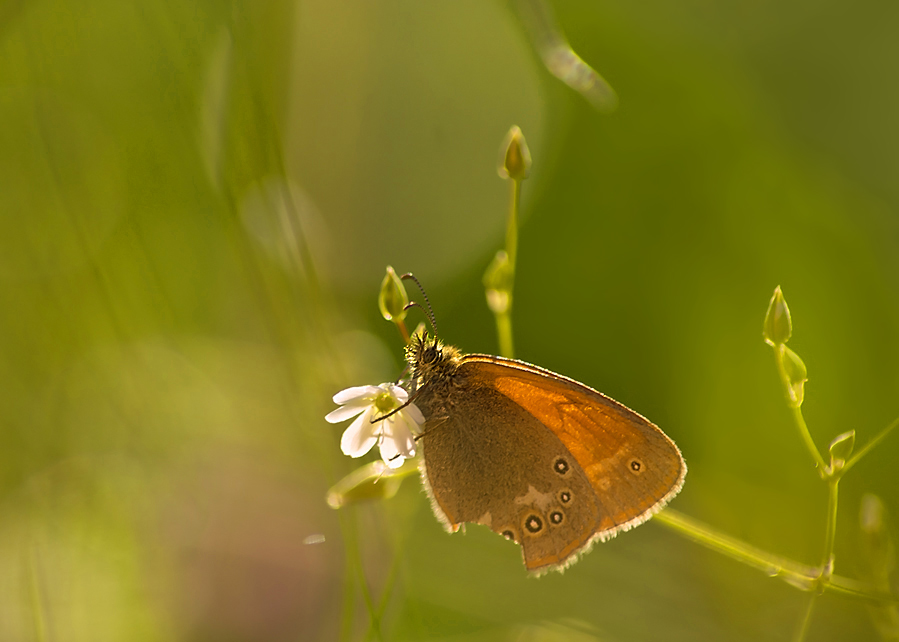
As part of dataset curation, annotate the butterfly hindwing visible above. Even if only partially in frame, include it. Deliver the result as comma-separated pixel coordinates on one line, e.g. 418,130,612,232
416,374,602,572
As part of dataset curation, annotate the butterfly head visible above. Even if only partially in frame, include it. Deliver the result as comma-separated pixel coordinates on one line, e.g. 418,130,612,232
405,331,461,388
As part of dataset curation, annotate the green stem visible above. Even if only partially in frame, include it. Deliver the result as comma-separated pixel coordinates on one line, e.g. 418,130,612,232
654,509,816,586
821,478,839,581
843,414,899,475
373,549,401,629
28,544,49,642
774,347,827,472
351,524,382,641
489,177,520,359
827,574,899,604
500,178,520,360
793,595,817,642
338,510,383,642
497,310,514,359
506,179,520,269
654,509,898,605
790,405,826,472
396,318,410,345
337,511,357,642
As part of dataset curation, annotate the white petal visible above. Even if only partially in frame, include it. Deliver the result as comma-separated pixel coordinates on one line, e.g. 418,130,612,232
403,402,425,427
325,402,369,424
340,408,378,458
393,415,417,457
379,416,416,468
379,435,407,468
383,452,407,469
383,383,409,404
332,385,381,405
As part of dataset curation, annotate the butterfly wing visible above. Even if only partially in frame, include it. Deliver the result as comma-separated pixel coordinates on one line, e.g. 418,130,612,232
416,374,603,573
462,356,686,539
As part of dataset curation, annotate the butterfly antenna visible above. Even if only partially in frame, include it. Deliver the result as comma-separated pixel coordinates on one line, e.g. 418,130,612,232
401,273,438,337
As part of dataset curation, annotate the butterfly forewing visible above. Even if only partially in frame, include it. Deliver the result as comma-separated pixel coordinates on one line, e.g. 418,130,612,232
461,356,686,537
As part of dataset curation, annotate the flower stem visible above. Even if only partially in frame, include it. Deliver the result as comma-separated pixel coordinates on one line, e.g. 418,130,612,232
793,595,817,642
28,543,49,642
791,405,827,473
496,309,515,359
654,509,815,584
497,178,521,360
338,510,382,642
821,478,839,582
396,318,410,344
506,179,520,270
487,176,521,360
843,414,899,475
654,509,898,605
774,347,827,472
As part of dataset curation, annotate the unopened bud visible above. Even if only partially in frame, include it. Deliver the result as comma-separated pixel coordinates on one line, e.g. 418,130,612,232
763,286,792,346
498,126,531,181
828,431,855,472
378,266,409,322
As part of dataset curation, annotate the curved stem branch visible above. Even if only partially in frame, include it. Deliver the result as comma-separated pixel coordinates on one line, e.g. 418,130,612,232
654,509,898,605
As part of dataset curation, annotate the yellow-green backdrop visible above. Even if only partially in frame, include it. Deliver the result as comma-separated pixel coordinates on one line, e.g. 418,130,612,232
1,1,897,640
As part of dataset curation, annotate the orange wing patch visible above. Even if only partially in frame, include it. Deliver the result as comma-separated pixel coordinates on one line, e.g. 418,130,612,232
493,376,632,467
488,370,682,531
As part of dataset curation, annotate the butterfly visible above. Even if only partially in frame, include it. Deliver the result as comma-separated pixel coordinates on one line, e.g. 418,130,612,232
404,331,686,574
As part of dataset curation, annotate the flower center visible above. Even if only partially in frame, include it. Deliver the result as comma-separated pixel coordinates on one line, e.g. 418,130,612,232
373,391,399,414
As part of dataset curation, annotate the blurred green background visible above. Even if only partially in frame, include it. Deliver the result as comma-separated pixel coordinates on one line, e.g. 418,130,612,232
1,0,898,640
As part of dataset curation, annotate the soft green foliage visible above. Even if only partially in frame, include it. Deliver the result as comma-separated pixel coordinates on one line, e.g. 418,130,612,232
1,1,898,641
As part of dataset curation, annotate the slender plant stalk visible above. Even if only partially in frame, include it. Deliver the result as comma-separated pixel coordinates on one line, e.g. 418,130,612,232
488,128,527,359
338,510,384,642
373,549,402,629
495,177,521,360
28,544,49,642
821,478,839,581
789,404,827,472
843,415,899,475
337,511,358,642
773,346,827,472
793,595,817,642
654,509,897,605
653,509,816,582
506,179,520,270
496,311,515,360
351,519,382,641
396,318,410,345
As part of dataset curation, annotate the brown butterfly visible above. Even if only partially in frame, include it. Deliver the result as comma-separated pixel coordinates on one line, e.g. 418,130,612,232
405,331,686,574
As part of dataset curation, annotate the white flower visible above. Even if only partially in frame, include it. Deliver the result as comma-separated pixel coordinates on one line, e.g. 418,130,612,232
325,383,424,468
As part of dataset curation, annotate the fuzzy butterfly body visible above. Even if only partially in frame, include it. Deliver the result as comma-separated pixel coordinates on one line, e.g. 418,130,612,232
406,333,686,574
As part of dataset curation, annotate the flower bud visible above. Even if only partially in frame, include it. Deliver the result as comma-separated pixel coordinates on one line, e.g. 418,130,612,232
378,265,408,322
498,126,531,181
763,286,792,346
828,431,855,472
